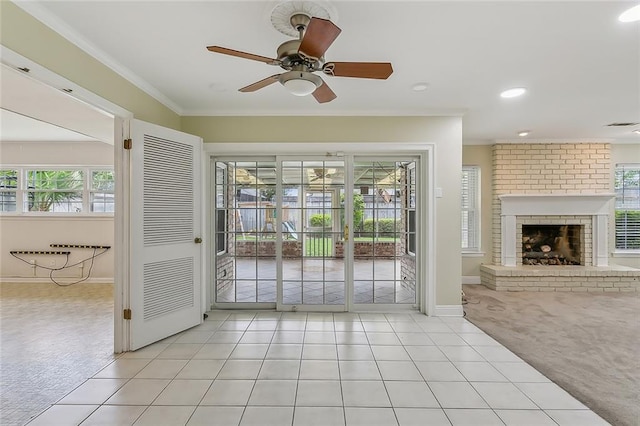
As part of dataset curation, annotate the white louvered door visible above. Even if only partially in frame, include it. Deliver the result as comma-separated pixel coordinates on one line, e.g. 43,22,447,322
129,119,202,350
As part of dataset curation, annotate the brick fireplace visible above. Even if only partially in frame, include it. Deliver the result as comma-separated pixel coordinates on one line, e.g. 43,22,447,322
499,194,613,267
480,142,639,292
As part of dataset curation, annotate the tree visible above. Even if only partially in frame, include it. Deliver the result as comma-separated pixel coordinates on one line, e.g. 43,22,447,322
28,170,83,212
260,187,276,201
340,193,365,231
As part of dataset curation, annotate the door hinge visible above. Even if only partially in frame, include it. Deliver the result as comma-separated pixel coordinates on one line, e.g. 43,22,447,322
123,308,132,320
124,138,132,150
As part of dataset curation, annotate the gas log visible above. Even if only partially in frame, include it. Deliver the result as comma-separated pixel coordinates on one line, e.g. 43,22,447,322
522,224,581,266
522,250,580,265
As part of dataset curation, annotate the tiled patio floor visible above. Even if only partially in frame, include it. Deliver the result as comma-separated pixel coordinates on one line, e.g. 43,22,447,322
217,259,416,305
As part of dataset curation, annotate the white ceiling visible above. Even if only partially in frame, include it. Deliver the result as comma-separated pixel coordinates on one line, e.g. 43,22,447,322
8,1,640,142
0,65,113,144
0,109,100,142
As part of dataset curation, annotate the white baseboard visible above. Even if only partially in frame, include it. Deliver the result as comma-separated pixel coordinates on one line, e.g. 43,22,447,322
462,275,481,284
0,277,113,284
434,304,464,317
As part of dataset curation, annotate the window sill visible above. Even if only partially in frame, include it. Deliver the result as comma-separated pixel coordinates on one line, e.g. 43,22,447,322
0,213,114,220
611,251,640,258
462,251,485,257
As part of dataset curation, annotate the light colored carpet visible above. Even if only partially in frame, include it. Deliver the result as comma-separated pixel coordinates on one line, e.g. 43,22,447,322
0,282,115,426
462,284,640,426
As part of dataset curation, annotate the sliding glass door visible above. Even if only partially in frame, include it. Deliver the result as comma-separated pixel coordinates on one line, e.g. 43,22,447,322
213,155,418,311
351,159,417,308
277,159,346,311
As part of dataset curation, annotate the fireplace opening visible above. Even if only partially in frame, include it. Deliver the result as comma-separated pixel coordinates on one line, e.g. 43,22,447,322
522,225,582,265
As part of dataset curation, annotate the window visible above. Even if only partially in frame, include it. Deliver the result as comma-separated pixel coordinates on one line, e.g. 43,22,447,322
406,163,416,255
0,169,18,212
0,167,114,215
26,170,84,212
615,164,640,250
215,163,227,254
461,166,480,251
90,170,115,212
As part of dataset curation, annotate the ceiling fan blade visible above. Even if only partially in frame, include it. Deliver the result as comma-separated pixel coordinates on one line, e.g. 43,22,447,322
207,46,279,65
239,74,281,92
312,80,337,103
324,62,393,79
298,17,342,60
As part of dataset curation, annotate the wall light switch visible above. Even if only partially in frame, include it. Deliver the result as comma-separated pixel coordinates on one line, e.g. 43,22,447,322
435,187,443,198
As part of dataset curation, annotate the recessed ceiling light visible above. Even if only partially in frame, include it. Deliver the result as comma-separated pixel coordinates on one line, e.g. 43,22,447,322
518,130,530,137
411,82,429,92
500,87,527,98
633,129,640,134
619,5,640,22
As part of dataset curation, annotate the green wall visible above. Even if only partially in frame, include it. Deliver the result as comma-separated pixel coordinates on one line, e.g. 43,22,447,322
461,145,493,279
184,115,464,308
183,116,456,144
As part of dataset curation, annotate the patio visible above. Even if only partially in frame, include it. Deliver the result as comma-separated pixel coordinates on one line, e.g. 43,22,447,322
217,258,416,305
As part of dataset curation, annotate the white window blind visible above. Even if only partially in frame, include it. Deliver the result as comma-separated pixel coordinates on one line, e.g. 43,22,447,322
615,164,640,250
461,166,480,251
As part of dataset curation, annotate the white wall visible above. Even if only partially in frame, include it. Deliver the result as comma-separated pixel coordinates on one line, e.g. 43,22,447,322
0,141,114,282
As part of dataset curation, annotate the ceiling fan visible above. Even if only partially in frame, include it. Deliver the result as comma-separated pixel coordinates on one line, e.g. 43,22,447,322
309,168,338,182
206,13,393,103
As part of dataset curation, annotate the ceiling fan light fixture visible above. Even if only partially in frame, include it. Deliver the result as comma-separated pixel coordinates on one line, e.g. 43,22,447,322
280,71,321,96
284,78,317,96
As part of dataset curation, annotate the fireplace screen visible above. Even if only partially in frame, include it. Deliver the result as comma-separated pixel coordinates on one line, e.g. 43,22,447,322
522,225,582,265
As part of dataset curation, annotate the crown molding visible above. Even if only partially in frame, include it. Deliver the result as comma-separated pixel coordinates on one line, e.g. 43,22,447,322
181,108,468,117
13,1,184,115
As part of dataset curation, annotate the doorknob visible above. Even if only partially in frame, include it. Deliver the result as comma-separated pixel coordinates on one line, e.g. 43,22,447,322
194,237,202,244
344,225,349,241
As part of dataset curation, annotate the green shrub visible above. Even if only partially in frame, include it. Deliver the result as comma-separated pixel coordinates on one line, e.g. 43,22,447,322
309,213,331,227
362,218,401,237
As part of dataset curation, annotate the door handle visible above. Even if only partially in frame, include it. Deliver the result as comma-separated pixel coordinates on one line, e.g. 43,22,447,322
344,225,349,241
194,237,202,244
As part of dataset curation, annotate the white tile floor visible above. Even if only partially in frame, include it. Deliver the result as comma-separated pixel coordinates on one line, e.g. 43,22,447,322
28,311,610,426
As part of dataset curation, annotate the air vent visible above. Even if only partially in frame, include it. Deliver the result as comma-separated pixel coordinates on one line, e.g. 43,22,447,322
605,122,639,127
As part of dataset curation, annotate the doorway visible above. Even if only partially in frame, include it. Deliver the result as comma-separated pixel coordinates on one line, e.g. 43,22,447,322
212,155,419,312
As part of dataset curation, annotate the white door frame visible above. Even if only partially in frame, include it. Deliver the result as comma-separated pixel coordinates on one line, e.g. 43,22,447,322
0,46,135,352
204,142,436,316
